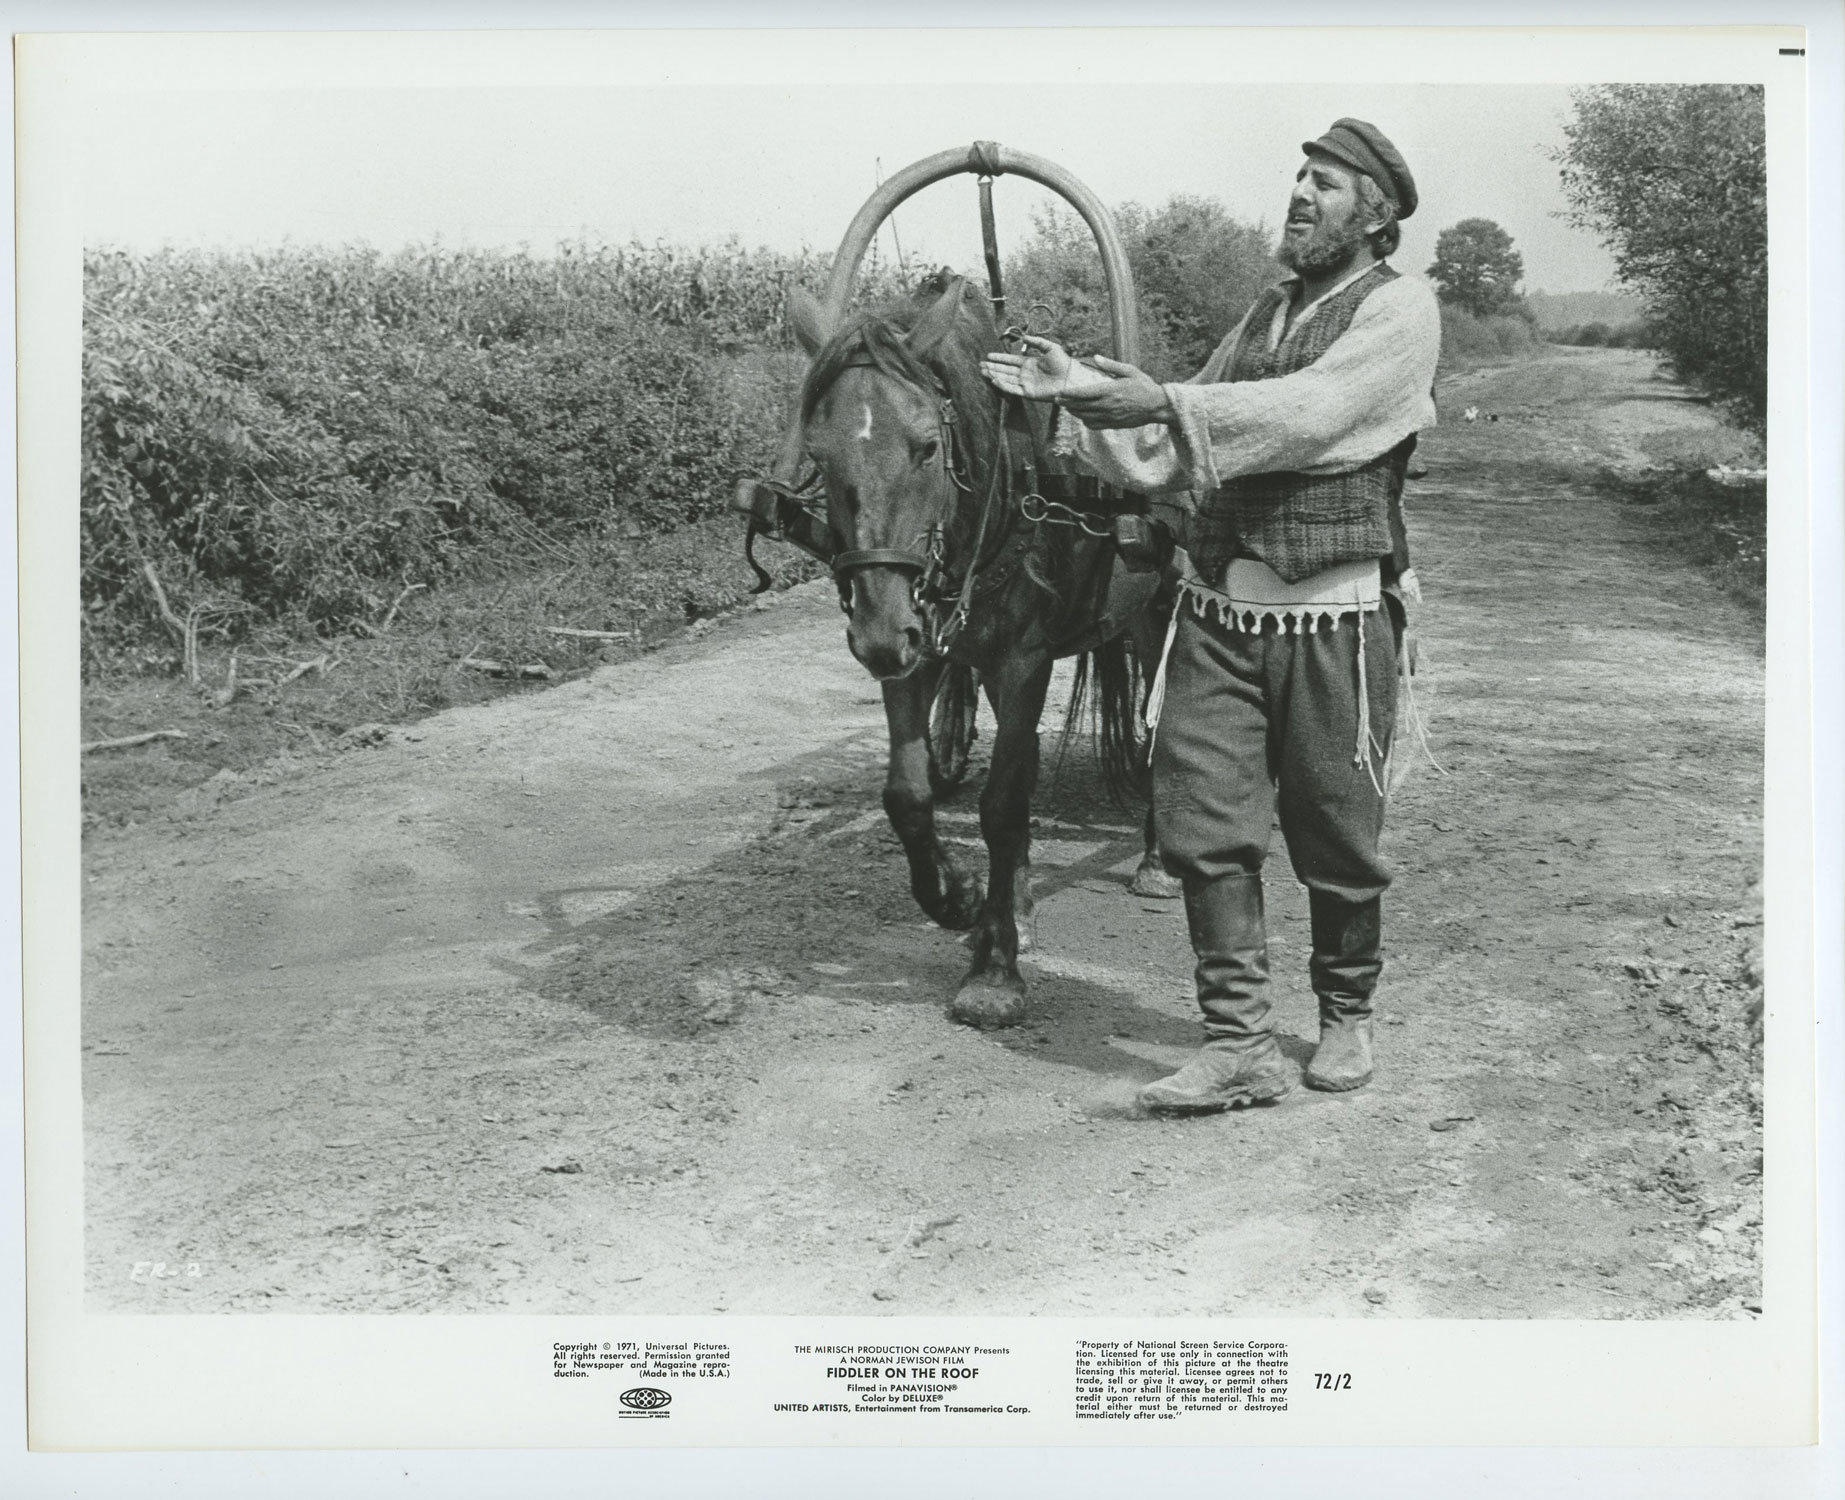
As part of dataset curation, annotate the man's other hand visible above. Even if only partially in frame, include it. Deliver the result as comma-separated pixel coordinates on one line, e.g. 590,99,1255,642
1061,355,1176,429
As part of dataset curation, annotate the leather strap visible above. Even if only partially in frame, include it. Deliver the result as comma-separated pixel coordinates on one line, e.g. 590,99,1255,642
834,547,927,575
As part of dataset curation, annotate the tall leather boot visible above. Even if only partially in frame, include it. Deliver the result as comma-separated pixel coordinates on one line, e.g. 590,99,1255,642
1139,875,1294,1113
1304,891,1382,1092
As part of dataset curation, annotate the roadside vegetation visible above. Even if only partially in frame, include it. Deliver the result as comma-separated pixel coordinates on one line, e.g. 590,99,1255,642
81,240,852,825
1548,320,1653,349
1606,468,1765,620
79,156,1763,826
1557,83,1766,432
1424,215,1544,369
1553,83,1768,625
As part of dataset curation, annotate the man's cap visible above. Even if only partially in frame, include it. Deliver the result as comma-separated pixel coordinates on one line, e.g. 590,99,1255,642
1302,118,1417,220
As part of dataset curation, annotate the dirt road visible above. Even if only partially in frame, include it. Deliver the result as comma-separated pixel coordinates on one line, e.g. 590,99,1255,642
83,347,1764,1317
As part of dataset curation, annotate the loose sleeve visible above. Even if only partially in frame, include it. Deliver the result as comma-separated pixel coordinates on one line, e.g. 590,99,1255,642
1050,408,1192,492
1048,308,1258,493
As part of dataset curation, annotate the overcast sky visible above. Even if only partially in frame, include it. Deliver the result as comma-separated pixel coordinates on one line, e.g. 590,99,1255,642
82,82,1620,292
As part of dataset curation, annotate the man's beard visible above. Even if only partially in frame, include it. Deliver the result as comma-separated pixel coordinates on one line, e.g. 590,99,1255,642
1277,209,1371,276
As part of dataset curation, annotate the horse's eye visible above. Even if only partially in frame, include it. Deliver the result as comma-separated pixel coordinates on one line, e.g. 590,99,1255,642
917,437,940,464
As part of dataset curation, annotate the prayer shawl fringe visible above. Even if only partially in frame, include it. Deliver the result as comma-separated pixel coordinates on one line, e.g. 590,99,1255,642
1145,579,1444,796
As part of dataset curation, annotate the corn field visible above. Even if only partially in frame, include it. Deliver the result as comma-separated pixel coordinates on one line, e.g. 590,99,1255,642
81,204,1285,677
80,240,911,673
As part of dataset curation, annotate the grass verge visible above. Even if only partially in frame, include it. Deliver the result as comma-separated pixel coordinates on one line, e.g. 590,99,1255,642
1605,467,1766,624
80,519,827,832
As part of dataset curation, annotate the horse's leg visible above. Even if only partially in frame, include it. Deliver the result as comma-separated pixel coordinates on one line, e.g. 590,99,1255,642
949,652,1052,1029
990,672,1037,956
1127,596,1183,900
883,665,982,930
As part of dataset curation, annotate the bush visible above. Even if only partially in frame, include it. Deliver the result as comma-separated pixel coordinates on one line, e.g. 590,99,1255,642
1005,203,1181,378
80,243,889,670
1609,467,1764,616
1005,197,1276,380
1557,85,1766,429
1438,302,1540,366
1548,320,1655,350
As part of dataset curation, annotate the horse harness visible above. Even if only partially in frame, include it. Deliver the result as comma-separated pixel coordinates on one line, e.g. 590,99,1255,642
829,357,1016,657
745,351,1114,659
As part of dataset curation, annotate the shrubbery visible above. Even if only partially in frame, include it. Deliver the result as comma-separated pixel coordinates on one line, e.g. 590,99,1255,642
1436,302,1542,364
1557,85,1767,429
1005,197,1276,380
81,243,896,668
1549,320,1654,350
83,189,1586,677
84,208,1281,674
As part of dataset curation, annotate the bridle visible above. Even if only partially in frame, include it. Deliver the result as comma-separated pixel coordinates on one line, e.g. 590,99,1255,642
818,357,1014,660
747,286,1117,659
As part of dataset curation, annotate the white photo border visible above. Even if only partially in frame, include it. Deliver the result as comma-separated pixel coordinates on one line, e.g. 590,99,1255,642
8,3,1842,1496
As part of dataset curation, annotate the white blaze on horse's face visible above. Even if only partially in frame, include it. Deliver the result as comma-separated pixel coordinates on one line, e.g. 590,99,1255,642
807,367,949,682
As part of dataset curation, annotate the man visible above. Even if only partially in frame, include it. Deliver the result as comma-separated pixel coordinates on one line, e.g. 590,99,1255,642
982,119,1440,1113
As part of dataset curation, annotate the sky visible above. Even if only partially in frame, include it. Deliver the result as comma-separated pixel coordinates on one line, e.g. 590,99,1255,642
81,82,1621,293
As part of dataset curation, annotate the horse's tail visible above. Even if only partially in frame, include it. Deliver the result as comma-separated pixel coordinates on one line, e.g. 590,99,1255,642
1061,634,1146,804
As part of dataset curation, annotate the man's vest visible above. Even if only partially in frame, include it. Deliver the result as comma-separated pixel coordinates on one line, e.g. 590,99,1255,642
1190,262,1414,584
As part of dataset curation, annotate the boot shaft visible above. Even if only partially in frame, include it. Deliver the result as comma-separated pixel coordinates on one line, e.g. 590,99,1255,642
1183,875,1272,1044
1308,891,1382,1013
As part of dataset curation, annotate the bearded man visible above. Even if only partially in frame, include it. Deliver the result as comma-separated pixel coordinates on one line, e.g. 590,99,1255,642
983,119,1440,1112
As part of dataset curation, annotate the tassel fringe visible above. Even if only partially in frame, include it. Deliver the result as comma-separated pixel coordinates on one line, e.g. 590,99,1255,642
1166,575,1439,808
1395,629,1447,787
1142,589,1185,750
1355,607,1384,797
1177,581,1371,640
1172,578,1447,800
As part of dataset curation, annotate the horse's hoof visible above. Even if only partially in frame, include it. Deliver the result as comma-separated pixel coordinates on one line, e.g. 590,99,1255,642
1128,860,1182,900
950,974,1027,1030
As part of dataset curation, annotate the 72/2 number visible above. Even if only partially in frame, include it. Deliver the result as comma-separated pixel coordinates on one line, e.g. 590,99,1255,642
1313,1372,1353,1391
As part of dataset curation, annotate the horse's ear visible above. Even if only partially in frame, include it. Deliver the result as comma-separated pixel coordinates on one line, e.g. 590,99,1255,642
905,276,968,358
787,287,837,357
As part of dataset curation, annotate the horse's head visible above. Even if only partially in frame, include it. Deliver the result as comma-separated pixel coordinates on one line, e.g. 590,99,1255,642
791,272,999,681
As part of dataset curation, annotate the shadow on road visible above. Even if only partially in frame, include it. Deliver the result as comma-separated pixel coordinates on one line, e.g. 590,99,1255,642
506,724,1208,1092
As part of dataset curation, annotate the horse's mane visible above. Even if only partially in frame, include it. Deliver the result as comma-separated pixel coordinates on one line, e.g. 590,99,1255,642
799,269,1004,497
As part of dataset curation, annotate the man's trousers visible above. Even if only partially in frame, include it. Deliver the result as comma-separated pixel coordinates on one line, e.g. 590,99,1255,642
1151,598,1400,904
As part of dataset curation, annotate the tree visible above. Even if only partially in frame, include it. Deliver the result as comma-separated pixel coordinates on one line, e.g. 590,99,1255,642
1006,195,1276,381
1119,195,1276,376
1427,218,1525,317
1555,84,1766,429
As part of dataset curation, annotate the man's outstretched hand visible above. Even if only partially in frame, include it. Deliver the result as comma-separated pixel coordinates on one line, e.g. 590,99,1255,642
980,335,1103,400
979,336,1175,429
1062,355,1175,428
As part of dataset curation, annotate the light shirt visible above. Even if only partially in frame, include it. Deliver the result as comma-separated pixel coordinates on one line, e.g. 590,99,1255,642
1054,267,1441,497
1219,554,1380,615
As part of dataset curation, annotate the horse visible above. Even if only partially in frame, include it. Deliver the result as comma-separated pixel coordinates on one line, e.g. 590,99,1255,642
786,268,1176,1029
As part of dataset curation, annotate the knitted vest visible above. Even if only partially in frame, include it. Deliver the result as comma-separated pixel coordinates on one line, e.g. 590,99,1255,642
1191,263,1414,584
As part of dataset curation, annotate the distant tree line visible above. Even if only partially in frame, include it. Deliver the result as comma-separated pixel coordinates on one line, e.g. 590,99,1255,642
1548,320,1654,350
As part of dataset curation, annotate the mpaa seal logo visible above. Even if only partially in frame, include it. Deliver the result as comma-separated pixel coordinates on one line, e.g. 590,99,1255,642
618,1386,672,1418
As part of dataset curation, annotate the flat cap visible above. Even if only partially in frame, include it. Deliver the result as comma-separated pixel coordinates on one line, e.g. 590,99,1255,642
1302,118,1418,220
